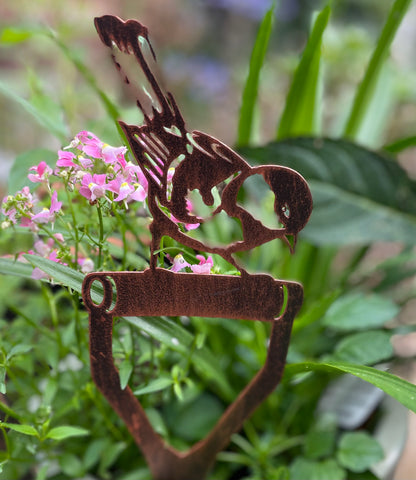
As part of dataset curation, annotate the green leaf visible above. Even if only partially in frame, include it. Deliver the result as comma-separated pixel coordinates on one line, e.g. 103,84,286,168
7,149,57,194
0,256,35,279
289,457,346,480
292,289,340,334
385,135,416,154
0,368,6,395
118,359,133,390
125,316,234,401
277,6,330,138
23,254,85,290
164,392,224,442
304,415,337,460
1,422,38,437
323,292,399,332
133,376,173,396
50,33,124,141
6,344,33,362
337,432,384,473
237,2,275,146
59,453,85,477
344,0,413,139
0,26,46,44
241,138,416,246
285,361,416,414
0,80,67,142
45,425,89,440
333,330,393,365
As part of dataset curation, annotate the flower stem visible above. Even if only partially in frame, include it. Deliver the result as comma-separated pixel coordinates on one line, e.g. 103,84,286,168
97,202,104,269
65,188,80,267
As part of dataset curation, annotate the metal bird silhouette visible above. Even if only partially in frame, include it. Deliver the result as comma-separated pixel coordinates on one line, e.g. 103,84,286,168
94,15,313,271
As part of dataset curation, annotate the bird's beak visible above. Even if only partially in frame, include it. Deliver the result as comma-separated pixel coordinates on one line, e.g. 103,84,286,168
284,234,297,254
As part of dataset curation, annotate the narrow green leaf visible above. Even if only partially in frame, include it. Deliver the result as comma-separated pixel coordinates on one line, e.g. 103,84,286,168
344,0,413,139
46,425,89,440
0,81,67,142
119,359,133,390
1,422,38,437
133,377,173,396
277,6,330,138
0,257,34,279
292,290,340,334
237,3,275,146
337,432,383,473
0,368,6,395
384,135,416,154
0,26,45,44
50,32,124,140
285,361,416,414
323,293,399,332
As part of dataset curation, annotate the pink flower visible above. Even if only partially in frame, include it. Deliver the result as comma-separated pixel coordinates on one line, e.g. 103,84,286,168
190,255,213,274
29,236,67,280
79,173,108,202
31,191,62,224
171,254,191,273
56,150,77,168
74,131,102,157
107,177,147,204
28,161,53,184
101,144,127,165
170,199,200,231
78,257,94,273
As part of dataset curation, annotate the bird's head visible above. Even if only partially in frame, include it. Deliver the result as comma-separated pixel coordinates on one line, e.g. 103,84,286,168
262,165,313,239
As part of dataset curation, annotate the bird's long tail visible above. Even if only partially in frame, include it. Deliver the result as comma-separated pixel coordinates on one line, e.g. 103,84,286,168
94,15,187,192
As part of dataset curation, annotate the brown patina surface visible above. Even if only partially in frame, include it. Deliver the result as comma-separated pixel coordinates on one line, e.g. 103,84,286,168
82,15,313,480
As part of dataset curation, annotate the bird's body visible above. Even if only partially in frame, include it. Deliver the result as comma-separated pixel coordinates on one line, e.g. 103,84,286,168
94,15,313,272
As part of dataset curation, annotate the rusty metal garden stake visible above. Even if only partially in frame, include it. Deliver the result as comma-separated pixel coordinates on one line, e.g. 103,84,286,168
82,15,313,480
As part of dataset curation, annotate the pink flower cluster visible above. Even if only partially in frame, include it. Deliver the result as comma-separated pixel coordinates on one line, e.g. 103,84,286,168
56,131,148,206
171,254,214,274
1,187,61,231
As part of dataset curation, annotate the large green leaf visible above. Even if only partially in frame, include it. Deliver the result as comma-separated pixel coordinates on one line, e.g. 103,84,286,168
277,6,330,138
332,331,393,365
322,292,399,332
289,457,346,480
337,432,383,473
241,137,416,245
285,361,416,414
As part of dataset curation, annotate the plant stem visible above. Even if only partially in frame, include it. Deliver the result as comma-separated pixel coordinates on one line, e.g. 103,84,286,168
97,202,104,270
65,188,80,267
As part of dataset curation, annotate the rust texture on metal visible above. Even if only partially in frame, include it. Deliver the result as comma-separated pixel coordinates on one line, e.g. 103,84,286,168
82,15,313,480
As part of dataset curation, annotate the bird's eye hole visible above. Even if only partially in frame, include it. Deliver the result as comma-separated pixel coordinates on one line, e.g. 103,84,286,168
281,203,290,218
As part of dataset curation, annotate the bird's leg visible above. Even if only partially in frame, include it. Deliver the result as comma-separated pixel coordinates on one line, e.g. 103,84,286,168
149,220,161,270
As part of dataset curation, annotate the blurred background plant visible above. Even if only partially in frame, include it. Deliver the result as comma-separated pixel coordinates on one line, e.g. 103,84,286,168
1,0,416,479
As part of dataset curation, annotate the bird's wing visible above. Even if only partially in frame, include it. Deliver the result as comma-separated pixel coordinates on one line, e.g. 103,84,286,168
94,15,188,195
